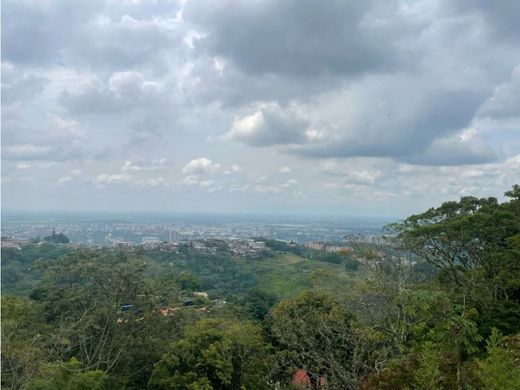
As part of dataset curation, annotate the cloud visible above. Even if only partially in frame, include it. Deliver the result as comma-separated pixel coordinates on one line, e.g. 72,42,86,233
57,169,83,184
3,144,58,161
122,158,167,171
2,0,186,69
15,163,31,170
94,173,131,186
60,71,166,115
182,174,222,192
2,0,520,213
319,159,382,185
223,164,242,174
478,65,520,120
1,62,47,104
185,0,399,78
404,128,496,165
182,175,200,186
453,1,520,42
224,103,310,147
182,157,221,175
141,177,166,187
223,74,490,165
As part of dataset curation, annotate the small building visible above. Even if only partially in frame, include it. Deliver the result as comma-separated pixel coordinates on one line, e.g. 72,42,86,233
181,297,194,306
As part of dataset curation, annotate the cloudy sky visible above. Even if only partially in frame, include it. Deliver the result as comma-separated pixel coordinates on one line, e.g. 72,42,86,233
2,0,519,217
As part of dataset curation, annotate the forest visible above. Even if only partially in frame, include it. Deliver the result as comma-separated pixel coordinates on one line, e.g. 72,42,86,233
2,185,520,389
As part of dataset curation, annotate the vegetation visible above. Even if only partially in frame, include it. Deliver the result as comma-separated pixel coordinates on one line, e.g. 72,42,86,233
2,185,520,389
43,232,70,244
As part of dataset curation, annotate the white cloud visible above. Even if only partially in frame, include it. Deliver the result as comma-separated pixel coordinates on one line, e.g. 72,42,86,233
182,175,200,186
224,103,309,147
95,173,131,186
57,169,83,185
141,177,166,187
223,164,242,174
122,158,167,171
182,157,221,175
15,163,31,170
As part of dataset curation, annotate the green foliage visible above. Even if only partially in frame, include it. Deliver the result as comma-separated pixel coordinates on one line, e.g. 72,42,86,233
476,328,520,390
269,291,365,388
148,246,257,297
1,243,73,295
390,185,520,336
344,256,361,271
43,232,70,244
1,295,49,389
149,318,271,390
241,288,278,320
24,250,182,389
27,358,107,390
414,342,443,390
175,271,202,291
3,184,519,389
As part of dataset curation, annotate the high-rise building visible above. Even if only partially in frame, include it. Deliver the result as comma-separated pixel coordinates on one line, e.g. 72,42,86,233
170,229,177,243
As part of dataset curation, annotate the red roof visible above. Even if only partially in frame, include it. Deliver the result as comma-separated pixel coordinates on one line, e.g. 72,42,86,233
292,369,327,388
293,369,311,386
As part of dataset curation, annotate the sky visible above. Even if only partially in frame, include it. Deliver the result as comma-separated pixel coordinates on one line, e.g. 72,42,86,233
2,0,520,218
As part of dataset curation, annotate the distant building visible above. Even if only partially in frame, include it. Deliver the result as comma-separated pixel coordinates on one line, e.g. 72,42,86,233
1,239,30,250
142,236,160,244
304,242,326,251
292,370,327,389
181,297,194,306
250,241,266,250
304,242,352,253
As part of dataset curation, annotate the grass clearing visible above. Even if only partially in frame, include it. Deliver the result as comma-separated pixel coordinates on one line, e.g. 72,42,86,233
234,253,348,298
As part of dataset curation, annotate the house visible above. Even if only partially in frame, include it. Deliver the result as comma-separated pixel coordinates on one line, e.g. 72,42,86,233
181,297,194,306
292,370,311,388
292,370,327,389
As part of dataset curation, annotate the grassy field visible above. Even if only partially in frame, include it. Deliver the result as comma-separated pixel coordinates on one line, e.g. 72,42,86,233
234,253,349,298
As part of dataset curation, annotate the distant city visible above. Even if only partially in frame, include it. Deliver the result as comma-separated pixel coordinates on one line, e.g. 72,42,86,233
1,212,392,247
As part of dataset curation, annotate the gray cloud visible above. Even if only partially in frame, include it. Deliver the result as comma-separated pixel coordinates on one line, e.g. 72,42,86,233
1,63,47,104
2,0,520,213
225,75,491,165
478,66,520,119
453,1,520,42
185,0,402,78
2,0,99,65
403,130,497,166
2,0,184,71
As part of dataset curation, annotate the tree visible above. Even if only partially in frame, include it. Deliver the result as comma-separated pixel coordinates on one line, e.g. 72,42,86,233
26,358,107,390
175,271,201,292
414,342,443,390
29,250,180,387
476,328,520,390
43,232,70,244
149,318,271,390
268,291,369,389
1,296,48,389
242,289,278,320
389,186,520,335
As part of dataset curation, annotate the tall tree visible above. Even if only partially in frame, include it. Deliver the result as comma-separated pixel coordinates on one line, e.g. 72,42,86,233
268,291,377,389
149,318,271,390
